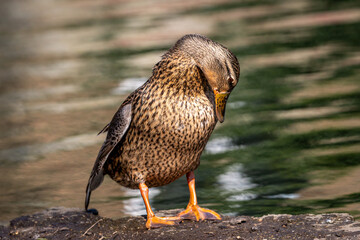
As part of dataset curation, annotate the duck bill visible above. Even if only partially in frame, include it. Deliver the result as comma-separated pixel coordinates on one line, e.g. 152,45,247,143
214,89,230,123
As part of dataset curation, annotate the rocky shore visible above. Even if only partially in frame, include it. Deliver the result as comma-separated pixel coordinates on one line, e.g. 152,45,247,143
1,207,360,239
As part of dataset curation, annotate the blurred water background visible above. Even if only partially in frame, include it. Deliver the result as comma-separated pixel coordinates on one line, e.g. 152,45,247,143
1,0,360,225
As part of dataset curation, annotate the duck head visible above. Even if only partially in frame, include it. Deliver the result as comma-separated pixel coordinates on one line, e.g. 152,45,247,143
173,34,240,123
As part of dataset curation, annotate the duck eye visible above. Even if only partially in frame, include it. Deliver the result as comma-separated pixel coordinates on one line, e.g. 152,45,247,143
228,77,235,87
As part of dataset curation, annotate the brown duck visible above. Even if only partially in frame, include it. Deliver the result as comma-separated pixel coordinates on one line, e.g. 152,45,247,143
85,34,240,229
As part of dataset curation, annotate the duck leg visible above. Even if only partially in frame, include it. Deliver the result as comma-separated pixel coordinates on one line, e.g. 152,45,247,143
177,171,221,221
139,183,180,229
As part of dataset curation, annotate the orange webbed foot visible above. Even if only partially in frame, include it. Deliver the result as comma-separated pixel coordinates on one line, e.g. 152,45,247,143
177,204,221,221
146,216,181,229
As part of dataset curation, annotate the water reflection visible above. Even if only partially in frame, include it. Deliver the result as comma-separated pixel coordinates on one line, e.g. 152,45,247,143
205,137,243,155
265,194,299,199
227,101,246,109
0,133,102,162
123,188,161,216
111,77,147,95
217,164,257,201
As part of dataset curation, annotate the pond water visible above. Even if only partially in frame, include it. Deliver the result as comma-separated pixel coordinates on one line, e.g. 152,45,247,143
1,0,360,225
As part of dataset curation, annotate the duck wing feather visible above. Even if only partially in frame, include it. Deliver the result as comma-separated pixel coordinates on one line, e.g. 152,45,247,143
85,97,132,210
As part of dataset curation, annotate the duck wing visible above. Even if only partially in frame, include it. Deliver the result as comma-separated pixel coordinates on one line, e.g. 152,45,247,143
85,97,132,210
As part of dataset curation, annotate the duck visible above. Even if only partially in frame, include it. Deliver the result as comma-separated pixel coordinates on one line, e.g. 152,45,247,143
85,34,240,229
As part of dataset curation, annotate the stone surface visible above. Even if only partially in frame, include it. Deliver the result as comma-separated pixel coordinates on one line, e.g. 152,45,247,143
1,207,360,239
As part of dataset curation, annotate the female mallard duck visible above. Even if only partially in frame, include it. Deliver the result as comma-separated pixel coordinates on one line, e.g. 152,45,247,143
85,34,240,229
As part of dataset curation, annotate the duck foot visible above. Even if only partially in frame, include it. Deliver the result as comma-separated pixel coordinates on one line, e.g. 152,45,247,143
177,204,221,221
146,216,180,229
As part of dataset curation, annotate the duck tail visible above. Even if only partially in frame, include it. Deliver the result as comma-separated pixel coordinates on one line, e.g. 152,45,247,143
85,182,92,211
85,170,104,211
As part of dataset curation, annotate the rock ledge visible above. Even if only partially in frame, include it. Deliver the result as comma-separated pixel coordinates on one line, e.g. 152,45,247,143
1,207,360,239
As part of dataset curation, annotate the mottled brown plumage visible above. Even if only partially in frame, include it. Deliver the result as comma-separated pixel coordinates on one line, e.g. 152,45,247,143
85,34,240,228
